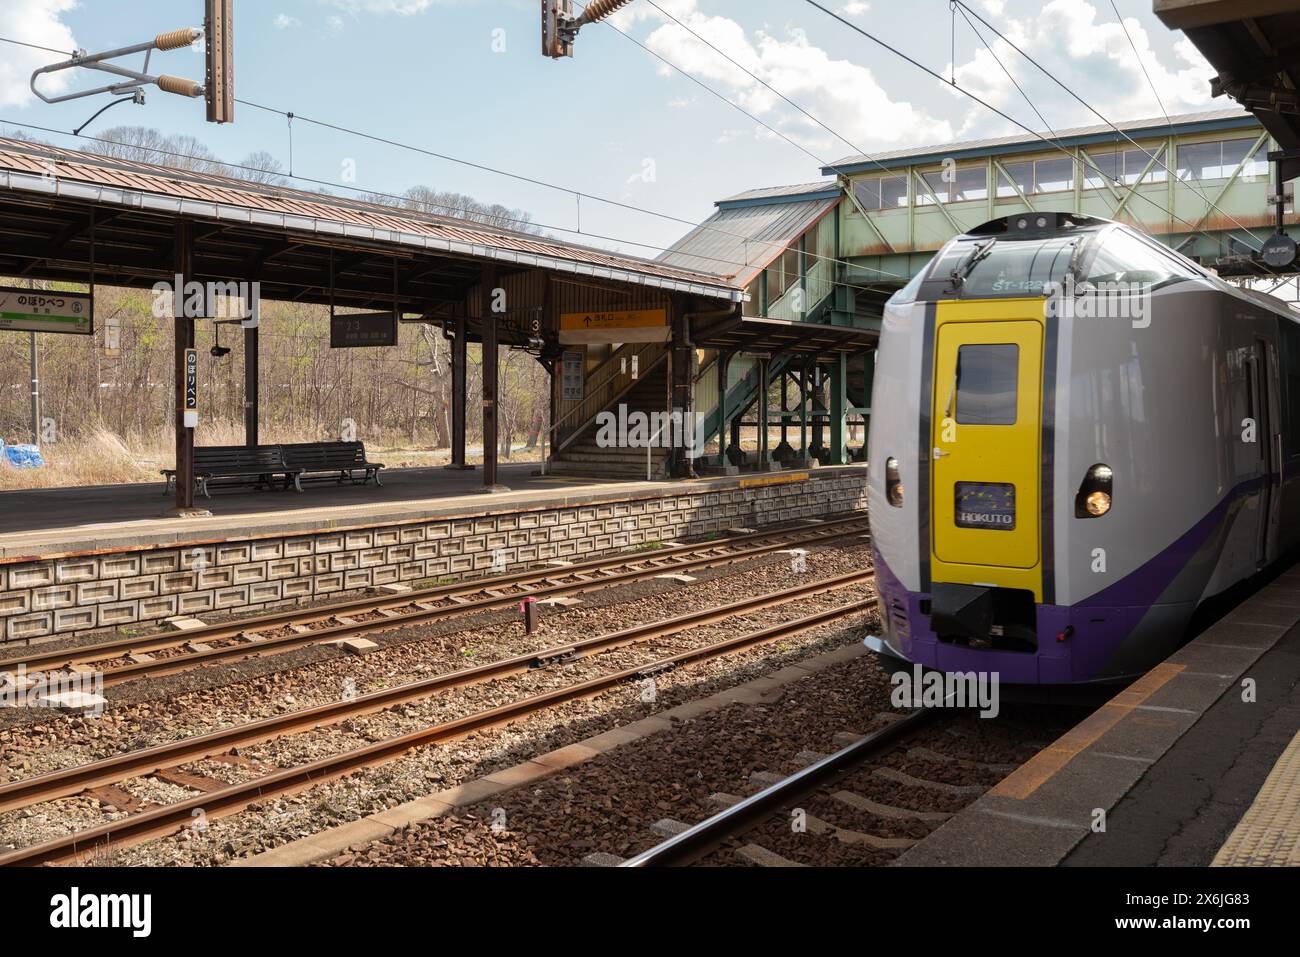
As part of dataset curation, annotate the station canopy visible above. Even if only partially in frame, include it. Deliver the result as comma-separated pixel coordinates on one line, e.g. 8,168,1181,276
0,135,742,337
1155,0,1300,181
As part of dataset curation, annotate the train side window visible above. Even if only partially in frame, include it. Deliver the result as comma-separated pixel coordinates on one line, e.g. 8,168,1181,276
955,343,1019,425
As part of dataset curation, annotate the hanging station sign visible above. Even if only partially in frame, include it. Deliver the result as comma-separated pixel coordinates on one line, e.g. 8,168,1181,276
330,311,398,348
559,307,668,345
0,287,94,335
183,348,199,429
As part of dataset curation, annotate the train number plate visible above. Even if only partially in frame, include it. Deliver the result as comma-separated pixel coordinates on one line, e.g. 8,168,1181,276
954,482,1016,531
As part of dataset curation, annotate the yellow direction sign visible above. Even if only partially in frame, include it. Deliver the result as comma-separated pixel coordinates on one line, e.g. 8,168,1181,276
559,307,668,344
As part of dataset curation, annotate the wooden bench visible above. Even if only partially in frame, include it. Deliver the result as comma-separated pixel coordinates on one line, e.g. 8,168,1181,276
161,445,304,498
281,441,385,487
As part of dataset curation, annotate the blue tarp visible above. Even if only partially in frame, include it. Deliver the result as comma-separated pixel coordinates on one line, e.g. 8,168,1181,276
0,441,44,468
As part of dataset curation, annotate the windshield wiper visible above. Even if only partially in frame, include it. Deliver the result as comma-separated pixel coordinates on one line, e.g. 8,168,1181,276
950,239,997,289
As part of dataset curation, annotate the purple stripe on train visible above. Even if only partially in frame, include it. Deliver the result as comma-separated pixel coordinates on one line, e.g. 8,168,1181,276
872,483,1250,684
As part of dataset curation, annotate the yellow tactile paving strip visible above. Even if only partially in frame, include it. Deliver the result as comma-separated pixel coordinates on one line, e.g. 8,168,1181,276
989,662,1185,800
1213,728,1300,866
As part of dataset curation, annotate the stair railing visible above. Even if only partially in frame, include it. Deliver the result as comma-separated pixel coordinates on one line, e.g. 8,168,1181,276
541,340,667,475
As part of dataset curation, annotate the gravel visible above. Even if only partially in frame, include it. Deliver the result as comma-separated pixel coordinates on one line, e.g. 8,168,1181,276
1,541,878,861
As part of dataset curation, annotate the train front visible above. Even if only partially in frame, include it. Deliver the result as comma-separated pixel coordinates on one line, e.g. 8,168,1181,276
866,212,1217,685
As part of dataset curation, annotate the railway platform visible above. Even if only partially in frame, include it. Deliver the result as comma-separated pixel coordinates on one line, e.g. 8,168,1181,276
899,564,1300,867
0,463,867,646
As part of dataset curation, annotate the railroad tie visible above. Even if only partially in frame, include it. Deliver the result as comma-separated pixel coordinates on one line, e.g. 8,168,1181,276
831,790,952,823
650,818,692,838
580,852,627,867
734,844,807,868
800,811,916,851
872,766,987,798
906,746,1018,776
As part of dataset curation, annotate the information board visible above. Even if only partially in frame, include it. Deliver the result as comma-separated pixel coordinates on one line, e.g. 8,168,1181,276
330,311,397,348
561,350,584,402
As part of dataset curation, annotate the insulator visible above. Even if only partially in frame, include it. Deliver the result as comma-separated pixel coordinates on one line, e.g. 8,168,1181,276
157,75,204,97
578,0,634,26
155,27,201,51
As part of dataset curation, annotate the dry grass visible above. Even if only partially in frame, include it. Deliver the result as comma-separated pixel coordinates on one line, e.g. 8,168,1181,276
0,424,543,491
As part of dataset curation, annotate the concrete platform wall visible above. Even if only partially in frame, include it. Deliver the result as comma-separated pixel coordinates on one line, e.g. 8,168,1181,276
0,471,866,645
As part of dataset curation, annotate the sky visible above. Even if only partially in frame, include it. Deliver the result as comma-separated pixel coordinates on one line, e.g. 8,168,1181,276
0,0,1226,260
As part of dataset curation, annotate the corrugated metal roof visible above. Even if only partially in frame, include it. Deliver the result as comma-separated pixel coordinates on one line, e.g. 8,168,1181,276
717,181,838,205
657,195,838,284
0,137,742,301
823,108,1261,174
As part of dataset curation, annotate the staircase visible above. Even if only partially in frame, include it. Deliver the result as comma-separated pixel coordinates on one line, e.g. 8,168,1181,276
546,356,673,480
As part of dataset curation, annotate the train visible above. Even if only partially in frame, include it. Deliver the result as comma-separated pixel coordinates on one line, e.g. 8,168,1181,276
865,211,1300,684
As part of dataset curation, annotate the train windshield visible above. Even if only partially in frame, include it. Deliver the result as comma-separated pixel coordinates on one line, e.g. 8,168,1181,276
1080,228,1203,287
931,235,1080,297
922,225,1202,300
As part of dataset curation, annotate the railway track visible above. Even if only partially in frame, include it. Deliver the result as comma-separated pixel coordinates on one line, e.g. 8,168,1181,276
0,515,870,689
0,570,877,866
618,698,1065,867
621,705,942,866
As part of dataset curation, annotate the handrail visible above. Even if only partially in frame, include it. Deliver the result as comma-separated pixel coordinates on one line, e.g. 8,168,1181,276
541,340,667,474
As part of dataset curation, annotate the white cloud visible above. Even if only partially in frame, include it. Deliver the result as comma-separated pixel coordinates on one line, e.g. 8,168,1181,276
840,2,870,15
0,0,77,110
274,14,301,29
949,0,1218,139
620,0,952,159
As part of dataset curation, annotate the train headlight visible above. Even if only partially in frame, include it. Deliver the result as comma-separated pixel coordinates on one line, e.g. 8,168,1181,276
885,456,904,508
1075,463,1114,519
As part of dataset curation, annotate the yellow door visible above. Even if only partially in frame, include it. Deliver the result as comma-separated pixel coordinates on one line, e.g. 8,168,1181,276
931,301,1043,596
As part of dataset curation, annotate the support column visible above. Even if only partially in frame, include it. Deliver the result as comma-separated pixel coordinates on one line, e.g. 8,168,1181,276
829,351,848,466
479,264,508,492
757,355,770,470
799,360,809,462
28,332,39,445
446,313,472,470
171,220,200,514
243,321,259,447
856,349,875,461
773,366,794,464
670,300,694,478
716,350,732,471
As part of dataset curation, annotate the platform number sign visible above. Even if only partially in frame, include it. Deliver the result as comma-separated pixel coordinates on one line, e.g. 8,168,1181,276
184,348,199,428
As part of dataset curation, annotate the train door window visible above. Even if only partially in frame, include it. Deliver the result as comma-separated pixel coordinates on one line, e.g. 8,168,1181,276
954,343,1019,425
1246,357,1263,461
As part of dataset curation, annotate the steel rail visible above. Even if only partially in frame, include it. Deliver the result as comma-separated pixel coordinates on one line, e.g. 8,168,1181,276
620,705,942,867
0,595,877,866
1,516,870,687
0,570,873,815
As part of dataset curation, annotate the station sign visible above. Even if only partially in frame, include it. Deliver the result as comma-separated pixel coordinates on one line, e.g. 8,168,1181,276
331,311,397,348
0,286,93,335
559,307,668,344
1262,232,1297,269
183,348,199,429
